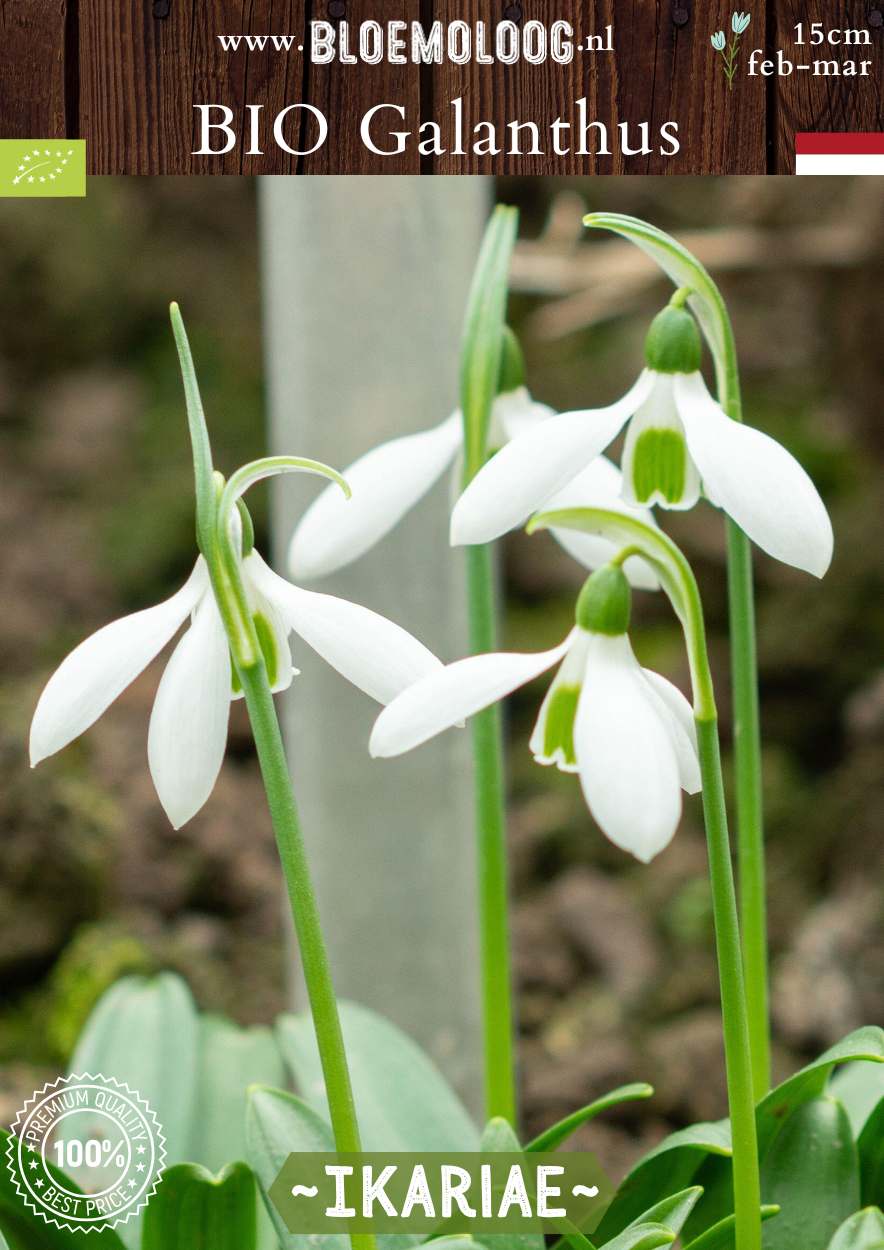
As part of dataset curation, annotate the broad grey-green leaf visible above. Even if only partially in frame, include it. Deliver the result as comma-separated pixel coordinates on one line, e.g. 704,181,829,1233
276,1002,479,1151
829,1062,884,1137
682,1205,779,1250
0,1130,127,1250
246,1085,347,1250
69,973,198,1167
192,1016,285,1171
191,1016,285,1250
859,1099,884,1206
526,1087,654,1153
761,1097,859,1249
826,1207,884,1250
756,1028,884,1156
67,974,198,1248
141,1161,256,1250
591,1121,731,1242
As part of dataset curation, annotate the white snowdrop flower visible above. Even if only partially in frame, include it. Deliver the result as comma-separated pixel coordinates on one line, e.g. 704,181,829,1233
711,30,727,50
30,549,441,829
371,564,700,862
287,387,658,588
731,12,751,35
451,305,833,578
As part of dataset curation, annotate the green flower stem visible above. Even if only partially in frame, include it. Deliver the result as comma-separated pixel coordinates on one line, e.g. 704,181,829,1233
239,661,375,1250
716,323,770,1102
696,714,762,1250
466,542,516,1127
459,205,519,1125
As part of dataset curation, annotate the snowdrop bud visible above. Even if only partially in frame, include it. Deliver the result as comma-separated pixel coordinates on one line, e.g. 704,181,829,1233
644,305,703,375
711,30,726,50
498,325,526,393
576,564,632,636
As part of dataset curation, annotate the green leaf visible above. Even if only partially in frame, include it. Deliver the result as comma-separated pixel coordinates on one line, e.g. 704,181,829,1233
598,1225,675,1250
70,973,199,1167
68,973,199,1249
756,1029,884,1156
192,1016,285,1250
761,1097,859,1249
246,1085,347,1250
526,1087,654,1153
681,1205,779,1250
591,1122,731,1242
826,1208,884,1250
141,1161,257,1250
582,214,728,372
830,1063,884,1138
478,1119,544,1250
276,1002,479,1152
191,1015,286,1172
624,1188,703,1235
0,1131,127,1250
459,204,519,479
859,1100,884,1206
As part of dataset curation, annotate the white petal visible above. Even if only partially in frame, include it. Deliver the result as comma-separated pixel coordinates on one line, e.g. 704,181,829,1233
370,633,574,758
288,412,462,580
675,372,834,577
147,591,231,829
621,373,701,510
574,634,683,862
248,552,440,705
493,386,555,443
529,632,588,771
30,560,207,766
450,371,656,546
543,457,661,590
640,669,701,794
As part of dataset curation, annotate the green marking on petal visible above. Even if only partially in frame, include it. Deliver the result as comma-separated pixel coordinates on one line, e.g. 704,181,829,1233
253,612,280,687
543,684,580,767
632,426,688,505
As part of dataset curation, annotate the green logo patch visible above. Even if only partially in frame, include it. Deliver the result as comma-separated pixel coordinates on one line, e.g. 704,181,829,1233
0,140,86,197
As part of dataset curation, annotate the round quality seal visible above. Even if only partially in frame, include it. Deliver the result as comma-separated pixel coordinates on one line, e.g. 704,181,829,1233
6,1073,166,1233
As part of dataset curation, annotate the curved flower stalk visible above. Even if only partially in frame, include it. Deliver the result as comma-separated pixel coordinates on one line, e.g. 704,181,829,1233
451,297,833,579
371,561,698,863
288,384,657,587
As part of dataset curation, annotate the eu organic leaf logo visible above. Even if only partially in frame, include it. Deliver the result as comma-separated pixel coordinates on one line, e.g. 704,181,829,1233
0,140,86,197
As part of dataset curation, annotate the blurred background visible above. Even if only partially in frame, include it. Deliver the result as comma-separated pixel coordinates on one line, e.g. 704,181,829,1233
0,177,881,1180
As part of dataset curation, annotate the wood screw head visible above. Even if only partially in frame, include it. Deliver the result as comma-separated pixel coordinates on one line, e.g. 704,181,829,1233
504,4,523,21
869,9,883,27
153,0,170,16
328,0,346,17
672,5,690,26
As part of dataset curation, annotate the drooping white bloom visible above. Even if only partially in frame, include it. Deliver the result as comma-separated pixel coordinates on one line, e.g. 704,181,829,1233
287,387,659,588
451,306,833,578
371,566,700,863
711,30,727,50
30,551,441,829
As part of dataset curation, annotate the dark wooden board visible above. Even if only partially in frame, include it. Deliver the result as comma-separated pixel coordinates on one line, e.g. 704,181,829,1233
2,1,882,173
0,0,68,139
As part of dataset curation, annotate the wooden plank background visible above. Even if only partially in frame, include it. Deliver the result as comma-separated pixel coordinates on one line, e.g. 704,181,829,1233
1,0,882,173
